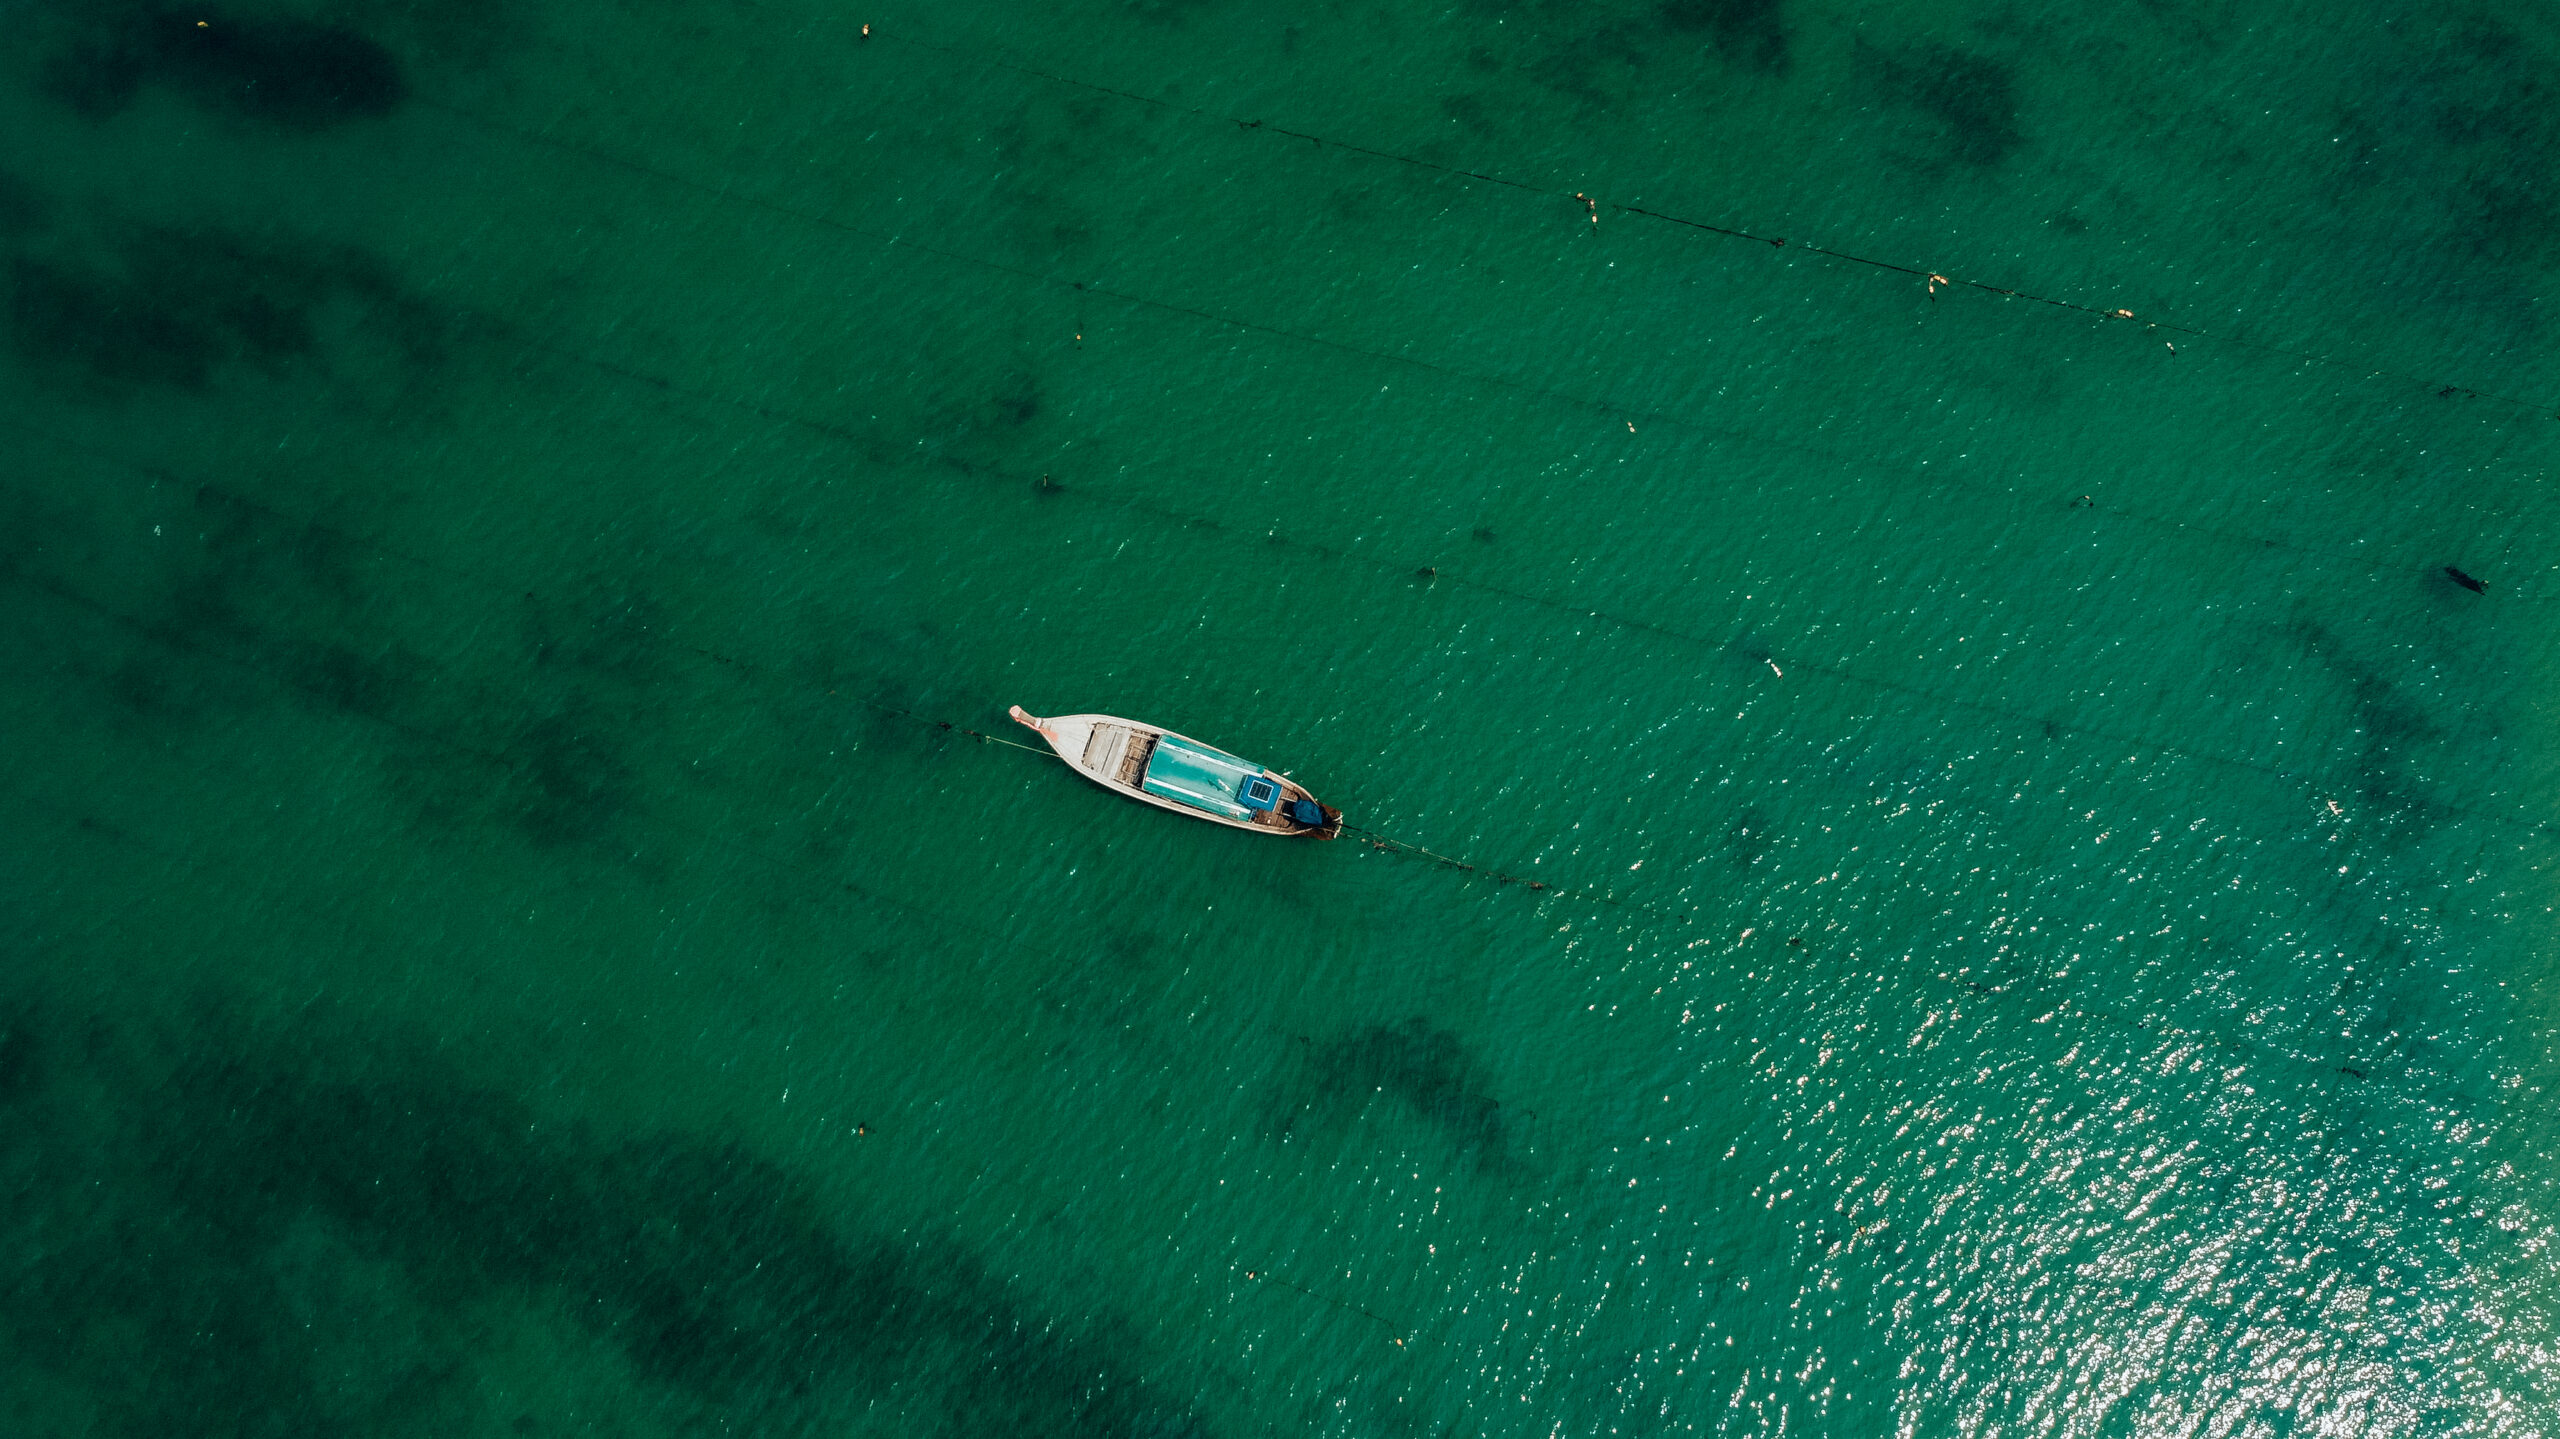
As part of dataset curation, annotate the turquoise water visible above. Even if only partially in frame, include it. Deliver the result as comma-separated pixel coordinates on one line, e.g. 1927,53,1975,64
5,0,2560,1434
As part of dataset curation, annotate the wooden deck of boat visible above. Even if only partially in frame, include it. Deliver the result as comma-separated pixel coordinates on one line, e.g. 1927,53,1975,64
1116,731,1156,786
1077,722,1163,790
1247,779,1324,830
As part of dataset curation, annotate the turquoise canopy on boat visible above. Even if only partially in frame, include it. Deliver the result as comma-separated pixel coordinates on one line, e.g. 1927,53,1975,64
1142,735,1265,820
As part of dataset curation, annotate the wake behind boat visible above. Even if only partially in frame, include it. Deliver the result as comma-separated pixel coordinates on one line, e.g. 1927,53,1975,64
1009,706,1342,838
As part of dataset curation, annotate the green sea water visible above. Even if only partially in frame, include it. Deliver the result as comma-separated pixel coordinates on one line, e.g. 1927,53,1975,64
6,0,2560,1434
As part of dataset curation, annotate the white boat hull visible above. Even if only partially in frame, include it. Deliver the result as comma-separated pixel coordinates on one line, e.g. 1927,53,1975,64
1008,707,1339,837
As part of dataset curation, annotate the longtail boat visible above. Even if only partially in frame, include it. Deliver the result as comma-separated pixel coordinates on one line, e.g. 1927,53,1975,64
1008,706,1342,838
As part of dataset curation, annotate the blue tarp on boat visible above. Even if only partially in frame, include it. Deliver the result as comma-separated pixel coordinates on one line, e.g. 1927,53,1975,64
1142,734,1265,820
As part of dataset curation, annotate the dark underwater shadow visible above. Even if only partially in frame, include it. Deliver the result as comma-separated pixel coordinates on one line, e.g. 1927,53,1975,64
0,990,1218,1438
1438,0,1796,120
44,4,406,129
2329,15,2560,273
1855,38,2024,169
2,190,456,398
0,458,434,741
2294,12,2560,372
1268,1016,1529,1178
1657,0,1791,77
2282,608,2476,833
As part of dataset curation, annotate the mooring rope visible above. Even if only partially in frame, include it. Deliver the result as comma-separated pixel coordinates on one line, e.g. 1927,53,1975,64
850,704,2464,1097
1337,822,1685,920
864,700,1059,757
1240,1267,1411,1345
838,698,1675,914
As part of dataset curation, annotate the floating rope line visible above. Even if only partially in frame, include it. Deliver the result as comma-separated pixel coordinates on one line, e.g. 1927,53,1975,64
873,28,2555,423
21,391,2468,858
1019,465,2560,847
412,94,1703,445
339,279,2560,846
402,101,2552,604
23,413,2556,862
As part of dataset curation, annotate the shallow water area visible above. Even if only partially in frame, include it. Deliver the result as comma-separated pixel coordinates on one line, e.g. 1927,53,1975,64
3,0,2558,1436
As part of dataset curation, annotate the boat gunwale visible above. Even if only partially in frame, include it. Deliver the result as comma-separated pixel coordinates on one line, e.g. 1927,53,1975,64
1010,709,1336,836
